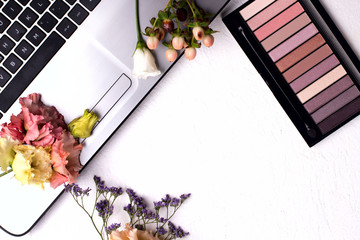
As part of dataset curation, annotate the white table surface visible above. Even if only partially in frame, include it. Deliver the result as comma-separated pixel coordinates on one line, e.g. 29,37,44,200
2,0,360,239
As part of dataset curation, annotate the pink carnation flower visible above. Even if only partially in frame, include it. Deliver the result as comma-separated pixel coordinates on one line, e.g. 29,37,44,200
0,114,25,142
0,93,84,189
110,224,159,240
50,131,82,189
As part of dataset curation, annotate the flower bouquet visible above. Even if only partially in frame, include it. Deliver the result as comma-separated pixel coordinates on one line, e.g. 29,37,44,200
0,93,98,189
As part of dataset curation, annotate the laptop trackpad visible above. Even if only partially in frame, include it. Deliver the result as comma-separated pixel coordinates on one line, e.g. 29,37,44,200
91,74,131,122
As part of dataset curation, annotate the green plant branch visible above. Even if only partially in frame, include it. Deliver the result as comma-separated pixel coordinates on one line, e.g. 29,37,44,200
152,0,172,29
185,0,196,19
70,193,104,240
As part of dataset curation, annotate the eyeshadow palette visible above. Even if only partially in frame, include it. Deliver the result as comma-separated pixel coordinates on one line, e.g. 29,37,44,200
223,0,360,146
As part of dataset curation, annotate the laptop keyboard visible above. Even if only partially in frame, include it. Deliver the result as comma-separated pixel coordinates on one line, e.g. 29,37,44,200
0,0,101,117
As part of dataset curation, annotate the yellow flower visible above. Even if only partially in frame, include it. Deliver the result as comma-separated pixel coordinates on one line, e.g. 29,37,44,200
12,145,53,189
0,136,18,172
68,109,98,138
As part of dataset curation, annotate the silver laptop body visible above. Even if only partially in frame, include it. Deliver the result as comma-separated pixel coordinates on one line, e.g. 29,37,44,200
0,0,229,236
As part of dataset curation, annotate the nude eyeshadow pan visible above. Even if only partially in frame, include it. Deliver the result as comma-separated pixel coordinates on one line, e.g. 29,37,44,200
223,0,360,146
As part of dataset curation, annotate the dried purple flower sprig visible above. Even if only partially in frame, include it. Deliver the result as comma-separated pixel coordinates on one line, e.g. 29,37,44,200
124,189,191,239
65,176,123,240
65,176,191,240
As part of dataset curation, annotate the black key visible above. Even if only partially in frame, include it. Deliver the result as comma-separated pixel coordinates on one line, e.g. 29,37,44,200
26,26,46,46
15,40,35,60
0,32,65,112
0,2,3,8
0,35,15,55
0,13,11,33
7,21,27,42
0,112,3,119
68,4,89,25
19,7,39,28
38,12,58,32
50,0,70,19
18,0,31,6
65,0,76,5
0,67,11,87
30,0,50,14
3,54,23,74
80,0,100,11
3,0,23,20
0,54,4,63
57,17,77,39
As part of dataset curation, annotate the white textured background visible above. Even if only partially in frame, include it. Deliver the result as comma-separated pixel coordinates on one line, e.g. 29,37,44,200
1,0,360,239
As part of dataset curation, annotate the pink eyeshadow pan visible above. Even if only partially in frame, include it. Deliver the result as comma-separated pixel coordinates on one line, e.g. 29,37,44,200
311,85,360,124
247,0,297,30
261,12,312,52
296,65,347,103
275,33,325,72
317,97,360,134
304,76,354,114
254,2,304,41
268,23,318,62
290,54,340,93
283,44,333,83
240,0,276,21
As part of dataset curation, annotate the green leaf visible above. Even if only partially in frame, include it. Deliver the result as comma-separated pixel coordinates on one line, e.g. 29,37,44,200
187,22,197,28
198,21,209,27
144,27,152,36
178,2,187,8
162,42,171,48
205,28,218,35
169,13,177,20
191,42,200,48
158,10,168,20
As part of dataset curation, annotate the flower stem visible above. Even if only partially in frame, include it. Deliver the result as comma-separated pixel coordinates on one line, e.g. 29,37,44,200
0,169,13,178
191,0,202,18
135,0,142,42
152,0,172,29
185,0,197,19
71,193,104,240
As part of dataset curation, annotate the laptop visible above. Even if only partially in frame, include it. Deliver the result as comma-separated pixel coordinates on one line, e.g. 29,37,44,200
0,0,230,236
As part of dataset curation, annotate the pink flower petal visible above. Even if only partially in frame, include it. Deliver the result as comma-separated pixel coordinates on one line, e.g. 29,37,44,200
50,131,82,188
50,172,68,189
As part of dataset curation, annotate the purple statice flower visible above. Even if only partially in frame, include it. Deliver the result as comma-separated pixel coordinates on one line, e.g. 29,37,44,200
161,194,172,207
159,217,168,223
109,186,123,197
94,175,109,193
143,209,156,220
180,193,191,203
126,188,137,200
153,200,165,210
168,221,189,238
170,197,180,207
64,183,91,196
64,184,73,192
135,224,145,230
157,226,167,235
105,223,121,234
96,199,114,218
126,188,147,209
124,203,136,215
